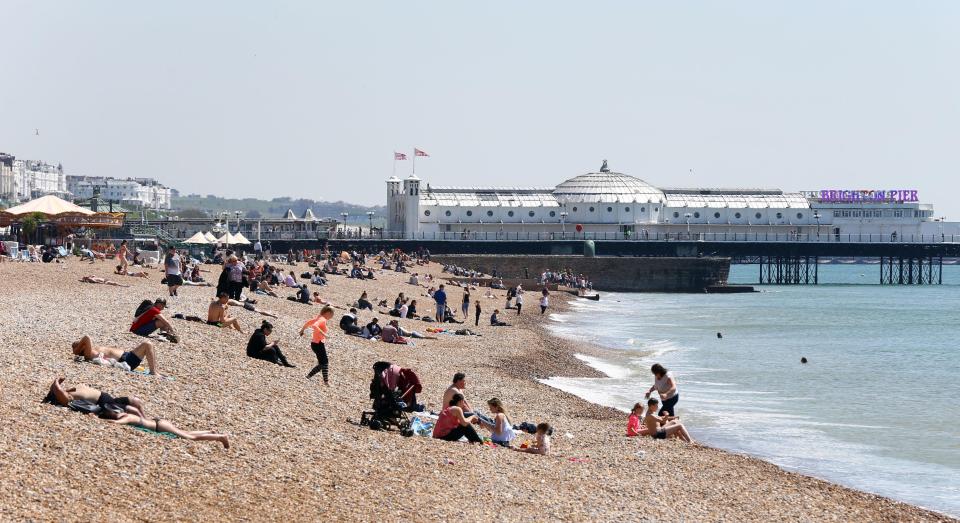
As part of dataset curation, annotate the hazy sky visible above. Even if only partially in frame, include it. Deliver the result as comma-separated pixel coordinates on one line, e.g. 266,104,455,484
2,2,959,216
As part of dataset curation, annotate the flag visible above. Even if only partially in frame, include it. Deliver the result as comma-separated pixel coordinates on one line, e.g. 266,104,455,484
414,148,429,157
394,152,407,160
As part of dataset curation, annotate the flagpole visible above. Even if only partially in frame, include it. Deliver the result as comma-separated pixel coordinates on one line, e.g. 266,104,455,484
412,148,416,175
392,153,396,178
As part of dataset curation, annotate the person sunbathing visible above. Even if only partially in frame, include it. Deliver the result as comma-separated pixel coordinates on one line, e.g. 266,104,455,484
71,335,161,375
44,377,145,418
643,397,692,443
80,275,129,287
207,293,245,333
45,377,229,448
116,265,150,278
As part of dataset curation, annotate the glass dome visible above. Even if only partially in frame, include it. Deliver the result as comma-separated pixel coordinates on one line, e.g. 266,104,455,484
553,171,664,203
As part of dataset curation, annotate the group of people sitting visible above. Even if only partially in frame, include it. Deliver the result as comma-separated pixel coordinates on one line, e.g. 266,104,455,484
625,364,693,443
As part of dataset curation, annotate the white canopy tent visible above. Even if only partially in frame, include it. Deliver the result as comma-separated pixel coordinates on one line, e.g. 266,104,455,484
183,232,209,244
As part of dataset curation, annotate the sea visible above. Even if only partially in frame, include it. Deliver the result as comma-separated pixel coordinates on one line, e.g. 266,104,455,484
543,264,960,517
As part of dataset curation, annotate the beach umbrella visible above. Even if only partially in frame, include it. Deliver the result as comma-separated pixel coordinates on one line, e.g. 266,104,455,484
204,231,218,242
183,232,209,244
4,195,94,216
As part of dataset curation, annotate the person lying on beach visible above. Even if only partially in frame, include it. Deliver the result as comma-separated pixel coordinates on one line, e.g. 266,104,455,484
395,321,436,340
80,275,130,287
512,423,552,455
626,402,652,437
45,378,229,448
246,320,295,367
130,298,179,343
116,265,150,278
208,293,245,333
643,397,692,443
380,321,408,344
71,335,160,375
432,393,483,444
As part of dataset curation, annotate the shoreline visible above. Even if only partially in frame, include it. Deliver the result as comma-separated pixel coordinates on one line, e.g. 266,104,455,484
530,292,958,521
0,259,953,521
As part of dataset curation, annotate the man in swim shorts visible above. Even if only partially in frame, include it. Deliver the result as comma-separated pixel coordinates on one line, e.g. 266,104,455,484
643,397,692,443
71,335,161,375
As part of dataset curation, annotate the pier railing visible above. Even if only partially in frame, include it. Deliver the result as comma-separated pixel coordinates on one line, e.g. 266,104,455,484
307,230,958,244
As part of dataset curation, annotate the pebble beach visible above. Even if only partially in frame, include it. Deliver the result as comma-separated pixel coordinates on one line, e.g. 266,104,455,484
0,257,953,522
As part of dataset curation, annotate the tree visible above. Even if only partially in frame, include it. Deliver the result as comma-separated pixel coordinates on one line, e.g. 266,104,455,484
20,212,45,243
174,209,209,219
246,210,262,219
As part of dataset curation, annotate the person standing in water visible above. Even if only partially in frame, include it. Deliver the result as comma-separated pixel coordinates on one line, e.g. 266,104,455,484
644,363,679,416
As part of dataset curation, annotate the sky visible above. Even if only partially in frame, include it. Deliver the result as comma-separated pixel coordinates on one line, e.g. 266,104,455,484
2,1,959,216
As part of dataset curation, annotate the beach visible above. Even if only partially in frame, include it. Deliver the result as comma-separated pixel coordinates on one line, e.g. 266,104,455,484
0,258,953,522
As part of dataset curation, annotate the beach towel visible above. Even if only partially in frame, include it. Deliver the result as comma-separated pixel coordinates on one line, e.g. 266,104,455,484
132,426,177,439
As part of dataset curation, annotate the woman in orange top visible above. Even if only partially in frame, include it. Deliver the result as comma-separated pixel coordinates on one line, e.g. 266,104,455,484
300,306,335,385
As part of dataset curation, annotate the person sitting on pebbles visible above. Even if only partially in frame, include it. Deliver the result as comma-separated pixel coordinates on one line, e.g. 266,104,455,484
432,393,483,444
512,422,552,455
71,335,161,376
626,402,651,437
44,377,229,449
207,293,246,333
643,397,693,443
130,298,179,343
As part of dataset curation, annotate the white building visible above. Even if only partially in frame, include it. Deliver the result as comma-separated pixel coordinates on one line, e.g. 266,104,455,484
5,159,67,201
0,154,14,201
386,161,958,241
67,176,172,209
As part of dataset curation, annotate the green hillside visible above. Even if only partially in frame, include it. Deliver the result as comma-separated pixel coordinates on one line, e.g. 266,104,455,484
172,195,386,223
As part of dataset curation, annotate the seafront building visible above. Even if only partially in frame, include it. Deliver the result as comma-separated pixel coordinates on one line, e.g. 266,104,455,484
66,176,173,210
387,161,958,240
0,154,68,202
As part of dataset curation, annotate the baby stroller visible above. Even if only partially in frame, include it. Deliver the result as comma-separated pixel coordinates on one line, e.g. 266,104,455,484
360,361,413,436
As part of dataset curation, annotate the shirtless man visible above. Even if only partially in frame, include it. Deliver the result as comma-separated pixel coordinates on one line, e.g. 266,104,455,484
45,377,229,449
79,275,129,287
207,293,245,333
441,373,493,425
45,377,146,418
71,335,161,375
643,397,693,443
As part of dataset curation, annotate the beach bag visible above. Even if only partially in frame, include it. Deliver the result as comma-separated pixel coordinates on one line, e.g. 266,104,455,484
135,299,154,317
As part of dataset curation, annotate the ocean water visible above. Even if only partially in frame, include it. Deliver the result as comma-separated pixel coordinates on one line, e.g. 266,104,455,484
543,264,960,517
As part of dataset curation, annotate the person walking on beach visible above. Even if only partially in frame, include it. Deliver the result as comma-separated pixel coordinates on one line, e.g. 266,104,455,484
644,363,679,416
164,246,183,297
474,299,481,327
461,291,470,320
515,290,523,315
117,240,130,274
434,284,447,322
539,288,549,315
301,306,335,385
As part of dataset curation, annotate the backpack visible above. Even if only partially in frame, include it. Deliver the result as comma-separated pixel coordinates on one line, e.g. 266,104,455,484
135,299,154,317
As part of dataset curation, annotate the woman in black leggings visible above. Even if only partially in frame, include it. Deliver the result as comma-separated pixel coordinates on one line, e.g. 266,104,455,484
301,306,335,385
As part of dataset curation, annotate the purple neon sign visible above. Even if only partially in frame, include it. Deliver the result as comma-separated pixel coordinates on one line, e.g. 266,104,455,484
818,189,918,203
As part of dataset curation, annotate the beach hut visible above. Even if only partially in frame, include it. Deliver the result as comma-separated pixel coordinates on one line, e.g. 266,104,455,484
183,232,209,244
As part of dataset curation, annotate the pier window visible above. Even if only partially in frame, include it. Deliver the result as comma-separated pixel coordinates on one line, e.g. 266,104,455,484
549,211,556,217
445,210,452,217
625,207,630,212
755,212,762,219
640,207,645,212
487,210,494,217
735,212,741,219
797,212,804,219
714,212,721,219
466,210,473,217
776,212,783,219
508,211,515,217
424,210,431,216
572,207,578,212
589,207,595,212
673,212,680,218
607,206,613,212
528,211,535,217
693,212,700,218
853,210,862,217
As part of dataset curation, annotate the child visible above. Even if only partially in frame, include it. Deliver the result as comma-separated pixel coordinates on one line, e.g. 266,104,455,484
300,306,335,386
626,402,650,437
513,422,552,455
643,397,693,443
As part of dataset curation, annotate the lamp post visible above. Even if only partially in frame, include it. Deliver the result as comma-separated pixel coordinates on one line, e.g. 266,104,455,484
813,211,821,240
684,213,692,237
340,212,349,235
560,211,568,238
234,211,241,233
366,211,375,238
